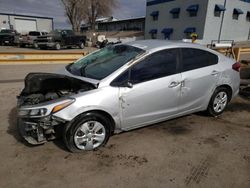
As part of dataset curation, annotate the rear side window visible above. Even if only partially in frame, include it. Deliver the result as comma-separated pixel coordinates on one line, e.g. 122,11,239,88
181,48,218,72
130,49,178,84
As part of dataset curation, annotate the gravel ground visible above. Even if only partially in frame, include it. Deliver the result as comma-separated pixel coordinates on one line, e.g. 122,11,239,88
0,64,249,188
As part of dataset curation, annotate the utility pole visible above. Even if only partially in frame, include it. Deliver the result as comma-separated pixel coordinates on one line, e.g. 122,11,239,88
218,0,227,42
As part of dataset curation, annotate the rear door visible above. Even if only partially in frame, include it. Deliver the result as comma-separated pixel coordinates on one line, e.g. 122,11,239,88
179,48,221,112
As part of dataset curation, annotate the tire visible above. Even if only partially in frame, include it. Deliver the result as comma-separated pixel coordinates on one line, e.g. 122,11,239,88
79,42,85,49
33,43,38,49
55,42,61,50
63,112,111,152
206,87,230,117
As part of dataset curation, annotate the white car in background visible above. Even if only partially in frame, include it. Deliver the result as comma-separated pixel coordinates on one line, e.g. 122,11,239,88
19,31,48,47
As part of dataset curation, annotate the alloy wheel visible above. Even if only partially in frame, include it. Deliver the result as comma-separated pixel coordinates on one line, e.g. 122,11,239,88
74,121,106,150
213,91,228,113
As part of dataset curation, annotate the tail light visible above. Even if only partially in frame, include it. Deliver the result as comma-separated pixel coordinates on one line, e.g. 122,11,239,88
232,62,241,72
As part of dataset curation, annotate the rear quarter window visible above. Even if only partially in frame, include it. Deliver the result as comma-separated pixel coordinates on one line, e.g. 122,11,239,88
181,48,218,72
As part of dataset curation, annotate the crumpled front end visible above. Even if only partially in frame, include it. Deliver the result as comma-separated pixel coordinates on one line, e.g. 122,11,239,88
18,115,65,145
17,72,96,145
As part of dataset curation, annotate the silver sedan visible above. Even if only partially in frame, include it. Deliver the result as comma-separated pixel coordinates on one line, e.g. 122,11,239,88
17,40,240,152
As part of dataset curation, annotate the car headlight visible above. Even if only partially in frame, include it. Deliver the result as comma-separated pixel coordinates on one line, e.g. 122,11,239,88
18,99,75,118
18,108,47,117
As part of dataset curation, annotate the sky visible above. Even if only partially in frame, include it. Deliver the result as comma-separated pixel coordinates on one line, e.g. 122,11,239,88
0,0,146,29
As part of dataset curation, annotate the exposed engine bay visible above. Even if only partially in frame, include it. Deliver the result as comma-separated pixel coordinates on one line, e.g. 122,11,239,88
17,73,96,145
18,73,96,106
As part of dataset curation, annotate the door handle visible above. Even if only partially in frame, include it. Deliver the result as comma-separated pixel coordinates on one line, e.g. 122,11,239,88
169,81,180,88
211,70,219,76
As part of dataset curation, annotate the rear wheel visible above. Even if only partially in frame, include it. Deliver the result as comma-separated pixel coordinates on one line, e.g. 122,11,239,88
63,112,111,152
55,42,61,50
207,87,230,117
79,42,85,49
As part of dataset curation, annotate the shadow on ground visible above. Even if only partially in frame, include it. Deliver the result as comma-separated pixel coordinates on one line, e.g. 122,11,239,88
7,107,22,142
226,97,250,112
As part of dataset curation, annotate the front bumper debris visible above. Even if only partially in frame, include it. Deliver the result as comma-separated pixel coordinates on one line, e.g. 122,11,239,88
17,115,65,145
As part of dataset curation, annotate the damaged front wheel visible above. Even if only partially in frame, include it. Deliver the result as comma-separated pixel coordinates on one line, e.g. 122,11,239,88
63,112,111,152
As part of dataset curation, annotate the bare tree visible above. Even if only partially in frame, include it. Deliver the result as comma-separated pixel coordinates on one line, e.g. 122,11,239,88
61,0,85,32
83,0,118,30
61,0,118,32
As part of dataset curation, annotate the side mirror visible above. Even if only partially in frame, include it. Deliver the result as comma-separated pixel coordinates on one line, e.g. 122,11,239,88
111,81,133,88
126,81,133,88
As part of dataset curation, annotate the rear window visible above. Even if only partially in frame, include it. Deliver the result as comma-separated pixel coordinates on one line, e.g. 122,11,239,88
181,48,218,72
29,32,40,36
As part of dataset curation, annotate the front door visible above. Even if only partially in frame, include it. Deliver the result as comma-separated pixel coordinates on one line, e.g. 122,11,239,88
119,48,182,129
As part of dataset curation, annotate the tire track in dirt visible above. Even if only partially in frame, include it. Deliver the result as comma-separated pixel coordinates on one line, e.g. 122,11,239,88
185,156,212,186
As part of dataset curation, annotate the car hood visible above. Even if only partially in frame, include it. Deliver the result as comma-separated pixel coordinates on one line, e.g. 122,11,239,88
56,65,100,86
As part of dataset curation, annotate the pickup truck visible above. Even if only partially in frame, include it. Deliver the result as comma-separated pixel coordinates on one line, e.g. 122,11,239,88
19,31,48,47
35,29,86,50
0,29,20,46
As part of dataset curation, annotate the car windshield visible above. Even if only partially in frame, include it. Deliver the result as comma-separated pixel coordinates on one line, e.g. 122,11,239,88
67,44,145,80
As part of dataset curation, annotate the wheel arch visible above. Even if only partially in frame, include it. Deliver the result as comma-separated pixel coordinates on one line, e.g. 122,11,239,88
78,110,116,134
215,84,233,101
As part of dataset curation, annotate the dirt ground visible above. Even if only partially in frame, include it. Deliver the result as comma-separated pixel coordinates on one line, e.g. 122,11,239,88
0,63,250,188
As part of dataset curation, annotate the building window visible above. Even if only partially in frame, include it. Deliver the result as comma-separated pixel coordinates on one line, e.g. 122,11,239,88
184,27,196,39
161,28,173,40
170,8,180,19
246,11,250,21
214,4,226,17
186,4,199,17
150,11,159,21
233,8,244,20
149,29,157,39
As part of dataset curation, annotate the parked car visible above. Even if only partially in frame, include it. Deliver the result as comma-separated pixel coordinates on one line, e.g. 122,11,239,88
35,29,86,50
17,40,240,152
0,29,20,46
19,31,48,47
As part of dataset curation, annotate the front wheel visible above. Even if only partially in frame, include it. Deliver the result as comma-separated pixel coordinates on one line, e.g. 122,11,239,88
206,87,230,117
33,43,38,49
63,112,111,152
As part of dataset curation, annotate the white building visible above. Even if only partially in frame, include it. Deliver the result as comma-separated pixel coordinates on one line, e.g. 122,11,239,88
0,13,53,34
145,0,250,44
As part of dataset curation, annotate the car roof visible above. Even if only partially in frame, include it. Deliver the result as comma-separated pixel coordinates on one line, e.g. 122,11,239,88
126,40,209,53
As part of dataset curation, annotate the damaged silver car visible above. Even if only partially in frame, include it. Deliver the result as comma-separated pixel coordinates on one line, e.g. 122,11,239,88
17,40,240,152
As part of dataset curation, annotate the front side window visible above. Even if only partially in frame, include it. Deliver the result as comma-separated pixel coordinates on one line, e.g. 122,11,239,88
181,48,218,72
67,45,145,80
130,49,178,84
